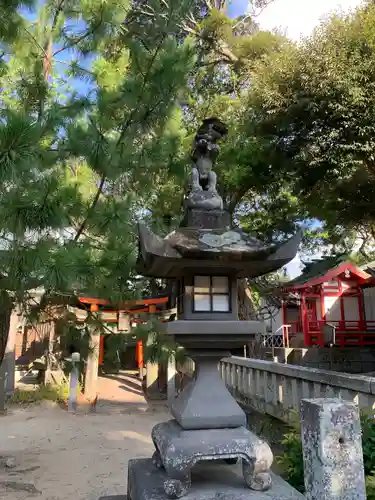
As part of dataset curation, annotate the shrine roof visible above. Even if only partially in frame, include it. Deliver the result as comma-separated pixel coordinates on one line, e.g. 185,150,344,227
281,255,370,292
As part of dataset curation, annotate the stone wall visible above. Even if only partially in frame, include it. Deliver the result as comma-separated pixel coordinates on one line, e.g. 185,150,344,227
253,346,375,374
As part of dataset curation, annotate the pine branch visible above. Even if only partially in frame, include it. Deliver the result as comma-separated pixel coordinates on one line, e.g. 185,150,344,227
22,26,48,58
116,29,168,146
74,3,181,242
73,174,106,242
53,10,104,57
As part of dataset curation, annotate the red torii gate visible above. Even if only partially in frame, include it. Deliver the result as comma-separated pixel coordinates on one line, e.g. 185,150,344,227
76,295,169,371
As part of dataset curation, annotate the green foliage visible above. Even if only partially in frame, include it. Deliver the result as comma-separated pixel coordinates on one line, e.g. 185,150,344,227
9,382,70,405
0,0,198,361
277,429,304,492
102,333,124,373
277,411,375,498
134,317,187,365
245,2,375,253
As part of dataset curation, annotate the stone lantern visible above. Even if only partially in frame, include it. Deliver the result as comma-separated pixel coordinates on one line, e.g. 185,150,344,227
128,118,301,499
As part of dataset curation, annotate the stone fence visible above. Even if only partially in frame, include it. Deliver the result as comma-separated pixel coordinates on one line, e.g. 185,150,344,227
177,356,375,424
221,356,375,424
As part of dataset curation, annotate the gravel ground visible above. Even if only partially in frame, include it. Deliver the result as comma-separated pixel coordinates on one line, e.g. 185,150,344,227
0,373,169,500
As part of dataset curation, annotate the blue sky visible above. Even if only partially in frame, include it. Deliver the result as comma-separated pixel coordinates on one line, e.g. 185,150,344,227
227,0,249,18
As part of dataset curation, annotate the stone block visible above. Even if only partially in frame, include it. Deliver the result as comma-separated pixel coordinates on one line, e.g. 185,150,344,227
186,209,231,230
127,458,305,500
301,398,366,500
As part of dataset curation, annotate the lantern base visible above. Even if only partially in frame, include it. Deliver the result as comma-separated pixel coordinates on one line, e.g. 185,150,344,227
127,457,304,500
149,419,273,499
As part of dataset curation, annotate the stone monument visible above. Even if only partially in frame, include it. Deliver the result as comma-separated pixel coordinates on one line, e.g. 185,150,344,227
128,118,302,500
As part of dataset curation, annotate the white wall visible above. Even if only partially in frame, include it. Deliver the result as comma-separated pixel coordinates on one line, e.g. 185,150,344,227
271,308,283,335
343,297,360,322
364,288,375,322
316,299,322,321
325,296,341,321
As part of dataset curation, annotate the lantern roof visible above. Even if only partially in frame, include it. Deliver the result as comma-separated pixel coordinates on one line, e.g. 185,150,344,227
136,220,302,279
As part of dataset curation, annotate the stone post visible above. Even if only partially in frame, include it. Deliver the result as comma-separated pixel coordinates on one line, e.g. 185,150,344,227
145,362,158,396
300,398,366,500
68,352,80,413
167,355,176,405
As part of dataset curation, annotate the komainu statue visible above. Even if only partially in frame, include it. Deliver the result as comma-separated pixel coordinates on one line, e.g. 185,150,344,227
186,117,228,211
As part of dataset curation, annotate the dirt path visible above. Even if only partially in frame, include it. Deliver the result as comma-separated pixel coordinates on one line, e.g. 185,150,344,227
0,373,169,500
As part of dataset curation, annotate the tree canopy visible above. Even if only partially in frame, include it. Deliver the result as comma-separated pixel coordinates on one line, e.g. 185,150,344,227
245,1,375,258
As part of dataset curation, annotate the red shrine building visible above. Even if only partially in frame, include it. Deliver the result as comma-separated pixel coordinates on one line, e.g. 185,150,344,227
266,257,375,348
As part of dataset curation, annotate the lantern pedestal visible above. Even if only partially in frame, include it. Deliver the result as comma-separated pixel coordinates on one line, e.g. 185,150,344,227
170,350,246,430
166,319,264,430
139,319,274,498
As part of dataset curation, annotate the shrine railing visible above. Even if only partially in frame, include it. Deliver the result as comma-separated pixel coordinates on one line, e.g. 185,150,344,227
260,322,301,348
308,320,375,347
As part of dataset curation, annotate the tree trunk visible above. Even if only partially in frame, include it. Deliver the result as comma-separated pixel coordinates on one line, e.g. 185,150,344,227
237,279,259,359
3,308,19,396
84,326,100,400
237,278,257,320
0,292,13,412
45,319,56,385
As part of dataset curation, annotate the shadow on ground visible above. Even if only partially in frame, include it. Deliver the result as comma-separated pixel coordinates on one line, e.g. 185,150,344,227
98,496,127,500
95,398,168,415
102,374,143,393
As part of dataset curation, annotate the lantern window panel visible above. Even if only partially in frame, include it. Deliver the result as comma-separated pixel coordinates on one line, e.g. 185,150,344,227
193,276,230,312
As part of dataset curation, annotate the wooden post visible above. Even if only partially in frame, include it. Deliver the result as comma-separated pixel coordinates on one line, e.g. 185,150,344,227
84,304,100,399
137,340,144,380
301,293,309,347
99,335,104,367
301,398,366,500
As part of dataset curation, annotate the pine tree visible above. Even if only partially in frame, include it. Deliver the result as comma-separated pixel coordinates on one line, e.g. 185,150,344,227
0,0,197,369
